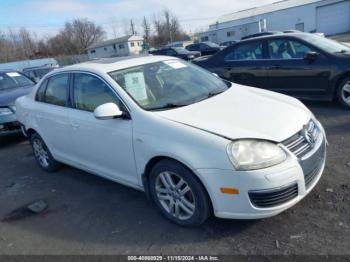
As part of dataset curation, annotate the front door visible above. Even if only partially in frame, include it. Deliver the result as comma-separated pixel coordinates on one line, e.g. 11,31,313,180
68,73,138,186
265,37,331,98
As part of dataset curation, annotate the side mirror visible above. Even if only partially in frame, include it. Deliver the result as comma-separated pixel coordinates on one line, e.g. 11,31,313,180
94,103,123,120
304,51,318,61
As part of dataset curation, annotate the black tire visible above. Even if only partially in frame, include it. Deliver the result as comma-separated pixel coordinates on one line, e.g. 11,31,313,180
30,133,61,172
149,159,211,226
336,76,350,109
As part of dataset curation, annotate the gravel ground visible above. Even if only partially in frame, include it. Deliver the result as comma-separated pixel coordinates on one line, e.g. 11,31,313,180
0,101,349,255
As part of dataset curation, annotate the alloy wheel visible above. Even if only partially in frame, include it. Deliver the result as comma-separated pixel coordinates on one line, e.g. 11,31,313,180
155,171,195,220
33,138,50,168
341,81,350,106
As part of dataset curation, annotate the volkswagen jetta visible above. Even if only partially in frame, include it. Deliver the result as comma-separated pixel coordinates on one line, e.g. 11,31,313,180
16,56,327,226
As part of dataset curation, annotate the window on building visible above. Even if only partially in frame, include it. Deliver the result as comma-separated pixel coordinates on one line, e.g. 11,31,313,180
295,23,305,32
119,44,125,49
227,31,235,37
201,36,209,42
113,44,116,50
131,42,135,47
267,39,312,59
224,41,263,61
104,47,108,51
90,50,96,54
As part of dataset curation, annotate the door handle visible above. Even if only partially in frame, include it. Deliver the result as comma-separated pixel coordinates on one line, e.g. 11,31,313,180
71,123,80,129
269,65,280,69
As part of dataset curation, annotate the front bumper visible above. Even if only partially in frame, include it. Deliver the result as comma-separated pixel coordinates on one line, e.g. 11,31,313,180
0,111,21,136
196,133,326,220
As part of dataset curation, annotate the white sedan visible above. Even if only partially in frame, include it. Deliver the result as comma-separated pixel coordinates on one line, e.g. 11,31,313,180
16,56,327,226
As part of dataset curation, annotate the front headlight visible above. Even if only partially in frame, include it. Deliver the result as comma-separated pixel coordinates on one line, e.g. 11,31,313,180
0,107,13,116
227,140,287,171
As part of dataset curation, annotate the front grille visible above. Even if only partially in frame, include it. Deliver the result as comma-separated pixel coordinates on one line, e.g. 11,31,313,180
249,183,298,208
283,120,319,158
300,138,326,189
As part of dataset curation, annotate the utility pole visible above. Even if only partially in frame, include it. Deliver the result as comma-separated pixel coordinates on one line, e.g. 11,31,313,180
130,19,135,35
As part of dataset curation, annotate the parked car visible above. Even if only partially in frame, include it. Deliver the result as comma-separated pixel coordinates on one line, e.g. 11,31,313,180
151,47,200,61
194,32,350,109
220,41,237,48
16,56,326,226
0,70,35,135
23,66,56,83
186,42,223,56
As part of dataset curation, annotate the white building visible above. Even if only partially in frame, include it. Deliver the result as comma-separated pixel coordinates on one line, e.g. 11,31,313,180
197,0,350,44
87,35,144,59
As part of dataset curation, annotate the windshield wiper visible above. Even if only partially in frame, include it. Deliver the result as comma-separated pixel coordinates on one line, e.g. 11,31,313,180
149,103,189,111
195,90,225,103
335,49,349,53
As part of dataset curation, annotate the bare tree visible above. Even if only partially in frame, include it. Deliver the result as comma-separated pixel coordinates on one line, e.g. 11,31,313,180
150,10,189,48
48,18,105,55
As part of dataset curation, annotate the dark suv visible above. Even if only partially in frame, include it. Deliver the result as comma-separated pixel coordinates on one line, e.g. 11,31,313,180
194,33,350,109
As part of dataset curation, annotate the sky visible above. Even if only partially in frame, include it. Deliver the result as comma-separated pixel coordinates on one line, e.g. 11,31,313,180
0,0,277,39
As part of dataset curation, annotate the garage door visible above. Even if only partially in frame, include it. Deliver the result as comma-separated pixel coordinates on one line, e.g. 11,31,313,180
317,1,350,35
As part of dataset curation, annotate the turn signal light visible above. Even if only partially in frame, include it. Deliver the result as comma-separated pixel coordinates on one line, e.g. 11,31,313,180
220,187,240,195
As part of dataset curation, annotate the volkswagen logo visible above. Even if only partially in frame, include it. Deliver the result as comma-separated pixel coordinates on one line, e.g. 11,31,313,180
302,124,316,148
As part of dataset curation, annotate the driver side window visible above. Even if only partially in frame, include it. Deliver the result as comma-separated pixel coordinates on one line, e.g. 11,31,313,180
268,39,312,59
73,73,121,112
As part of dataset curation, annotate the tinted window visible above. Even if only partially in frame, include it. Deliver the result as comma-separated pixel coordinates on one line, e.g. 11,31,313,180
165,49,177,56
43,74,69,106
225,41,263,61
268,39,312,59
73,73,120,112
187,44,197,51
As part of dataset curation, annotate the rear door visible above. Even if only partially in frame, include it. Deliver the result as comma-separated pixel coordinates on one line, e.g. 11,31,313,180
265,37,331,97
35,73,72,161
218,40,270,89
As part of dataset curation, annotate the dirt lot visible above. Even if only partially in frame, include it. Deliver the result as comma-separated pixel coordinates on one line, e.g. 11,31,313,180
0,101,349,255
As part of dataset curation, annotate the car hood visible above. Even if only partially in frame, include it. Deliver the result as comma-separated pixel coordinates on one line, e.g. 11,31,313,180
0,85,33,106
155,84,311,142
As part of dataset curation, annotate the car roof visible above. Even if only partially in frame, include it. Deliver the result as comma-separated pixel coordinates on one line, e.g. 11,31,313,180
238,32,311,44
47,55,178,76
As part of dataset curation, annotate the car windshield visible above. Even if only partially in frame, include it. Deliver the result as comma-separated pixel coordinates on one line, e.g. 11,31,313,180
205,42,220,48
173,47,190,54
109,60,230,111
0,72,34,90
303,34,350,53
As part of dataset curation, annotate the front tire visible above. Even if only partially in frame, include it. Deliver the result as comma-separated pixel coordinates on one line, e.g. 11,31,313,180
30,133,61,172
337,77,350,109
149,159,211,226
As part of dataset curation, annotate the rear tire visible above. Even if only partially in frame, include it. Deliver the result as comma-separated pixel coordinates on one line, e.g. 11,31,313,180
30,133,61,172
149,159,211,226
337,76,350,109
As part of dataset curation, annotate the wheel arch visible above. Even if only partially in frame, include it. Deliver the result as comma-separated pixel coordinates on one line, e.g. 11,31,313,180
334,70,350,99
142,155,213,214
